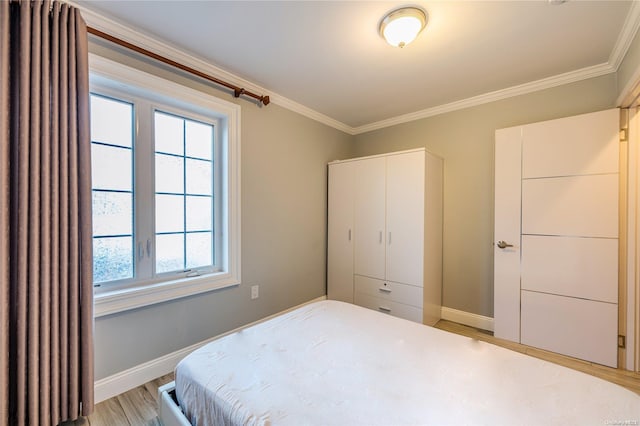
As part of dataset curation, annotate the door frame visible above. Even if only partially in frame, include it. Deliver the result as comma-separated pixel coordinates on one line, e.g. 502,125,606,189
625,107,640,372
618,62,640,372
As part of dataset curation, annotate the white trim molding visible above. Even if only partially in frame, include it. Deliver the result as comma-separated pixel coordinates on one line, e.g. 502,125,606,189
73,2,354,135
93,275,240,318
615,2,640,107
626,107,639,372
617,66,640,108
609,0,640,71
73,1,640,136
441,306,494,333
94,296,327,403
354,63,614,135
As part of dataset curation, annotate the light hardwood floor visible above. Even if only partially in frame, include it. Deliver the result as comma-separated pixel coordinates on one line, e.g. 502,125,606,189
434,320,640,395
64,374,174,426
68,319,640,426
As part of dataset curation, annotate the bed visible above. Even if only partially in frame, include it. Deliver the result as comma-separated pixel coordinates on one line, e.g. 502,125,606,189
159,300,640,425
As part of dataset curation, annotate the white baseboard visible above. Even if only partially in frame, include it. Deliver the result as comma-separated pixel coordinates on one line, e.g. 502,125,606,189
94,296,327,403
440,306,494,332
94,340,187,404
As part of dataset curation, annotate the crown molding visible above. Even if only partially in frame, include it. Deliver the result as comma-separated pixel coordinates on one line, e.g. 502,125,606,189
71,1,640,137
71,1,355,135
617,60,640,107
609,0,640,71
353,62,615,135
615,1,640,107
267,93,354,134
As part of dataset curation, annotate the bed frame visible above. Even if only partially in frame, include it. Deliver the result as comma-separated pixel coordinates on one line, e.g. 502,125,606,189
158,381,191,426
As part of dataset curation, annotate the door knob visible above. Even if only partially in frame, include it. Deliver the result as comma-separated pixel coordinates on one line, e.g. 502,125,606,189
496,240,514,249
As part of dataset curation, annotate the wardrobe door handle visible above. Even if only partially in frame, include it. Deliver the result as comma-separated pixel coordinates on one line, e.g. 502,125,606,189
348,229,352,241
379,287,392,293
388,232,392,245
379,231,383,244
378,306,391,313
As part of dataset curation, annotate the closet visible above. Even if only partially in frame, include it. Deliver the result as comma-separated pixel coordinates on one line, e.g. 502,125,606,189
327,148,443,325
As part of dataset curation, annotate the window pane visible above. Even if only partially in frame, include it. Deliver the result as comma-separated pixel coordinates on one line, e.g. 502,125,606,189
93,237,133,283
155,153,184,194
91,93,135,286
156,194,184,233
185,120,213,160
186,158,212,195
90,95,132,148
155,112,184,155
156,233,185,273
186,232,212,269
91,144,132,191
186,196,212,232
93,191,133,237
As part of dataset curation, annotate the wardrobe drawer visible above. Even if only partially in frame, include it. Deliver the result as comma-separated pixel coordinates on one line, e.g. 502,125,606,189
354,275,423,308
354,293,422,323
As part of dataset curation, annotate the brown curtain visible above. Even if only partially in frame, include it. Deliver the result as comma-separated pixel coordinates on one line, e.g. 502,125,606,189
0,1,94,425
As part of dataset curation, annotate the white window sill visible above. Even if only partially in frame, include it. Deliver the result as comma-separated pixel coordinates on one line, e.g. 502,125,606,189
93,272,240,318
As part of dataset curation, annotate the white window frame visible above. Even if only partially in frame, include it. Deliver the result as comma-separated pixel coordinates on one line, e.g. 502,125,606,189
90,54,241,317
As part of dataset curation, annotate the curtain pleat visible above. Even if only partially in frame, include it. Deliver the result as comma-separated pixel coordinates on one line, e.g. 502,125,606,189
57,4,70,421
67,7,80,418
38,2,52,425
0,2,10,426
75,8,94,416
28,2,43,424
1,1,94,425
14,4,32,426
49,3,61,423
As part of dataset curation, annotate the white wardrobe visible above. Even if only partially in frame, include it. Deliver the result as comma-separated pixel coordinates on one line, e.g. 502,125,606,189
327,148,443,325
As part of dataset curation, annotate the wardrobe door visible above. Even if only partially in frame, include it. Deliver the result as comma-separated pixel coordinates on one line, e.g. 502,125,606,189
354,157,386,280
327,162,355,302
386,152,425,287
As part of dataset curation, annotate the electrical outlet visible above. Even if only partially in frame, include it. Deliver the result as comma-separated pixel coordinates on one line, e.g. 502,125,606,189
251,285,259,300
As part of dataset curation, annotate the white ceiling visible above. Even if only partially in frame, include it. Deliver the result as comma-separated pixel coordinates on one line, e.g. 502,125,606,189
77,1,635,130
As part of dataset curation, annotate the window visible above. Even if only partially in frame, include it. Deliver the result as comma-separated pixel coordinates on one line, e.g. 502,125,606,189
154,111,215,274
89,54,241,317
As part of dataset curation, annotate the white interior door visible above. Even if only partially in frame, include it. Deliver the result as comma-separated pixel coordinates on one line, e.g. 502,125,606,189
386,152,424,287
494,108,620,367
494,127,523,342
327,162,354,303
354,157,386,280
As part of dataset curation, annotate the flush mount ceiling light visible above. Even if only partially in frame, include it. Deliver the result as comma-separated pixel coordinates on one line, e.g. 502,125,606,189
379,6,428,48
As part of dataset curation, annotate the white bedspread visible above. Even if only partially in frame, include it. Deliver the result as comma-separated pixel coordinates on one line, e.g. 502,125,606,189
175,300,640,426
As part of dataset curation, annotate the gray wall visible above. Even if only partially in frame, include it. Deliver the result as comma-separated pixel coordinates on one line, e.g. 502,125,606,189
90,41,353,379
618,28,640,99
353,74,618,318
92,34,638,377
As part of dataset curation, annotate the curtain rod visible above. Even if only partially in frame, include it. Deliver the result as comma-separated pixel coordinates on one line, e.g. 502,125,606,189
87,26,271,106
